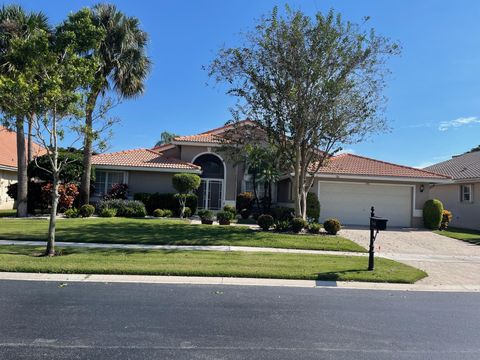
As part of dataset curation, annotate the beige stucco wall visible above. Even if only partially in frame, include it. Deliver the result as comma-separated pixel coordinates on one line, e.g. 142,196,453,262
0,169,16,210
127,171,176,195
429,183,480,230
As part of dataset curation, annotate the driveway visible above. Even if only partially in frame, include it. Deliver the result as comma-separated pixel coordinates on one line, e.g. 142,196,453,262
341,227,480,287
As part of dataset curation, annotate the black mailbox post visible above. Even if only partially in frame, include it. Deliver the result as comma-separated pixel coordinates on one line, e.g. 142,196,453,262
368,206,388,271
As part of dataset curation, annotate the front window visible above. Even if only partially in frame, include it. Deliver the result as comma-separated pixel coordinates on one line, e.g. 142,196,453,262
94,170,126,197
461,184,473,203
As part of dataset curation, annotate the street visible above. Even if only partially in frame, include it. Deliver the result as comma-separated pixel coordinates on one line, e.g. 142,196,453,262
0,280,479,359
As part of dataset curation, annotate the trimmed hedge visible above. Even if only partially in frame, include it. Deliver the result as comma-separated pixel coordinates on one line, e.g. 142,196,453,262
79,204,95,218
291,217,307,233
324,218,341,235
134,192,198,216
97,199,146,218
423,199,444,230
257,214,274,231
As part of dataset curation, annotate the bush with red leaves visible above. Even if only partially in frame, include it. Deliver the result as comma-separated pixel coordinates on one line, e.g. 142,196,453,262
41,183,79,211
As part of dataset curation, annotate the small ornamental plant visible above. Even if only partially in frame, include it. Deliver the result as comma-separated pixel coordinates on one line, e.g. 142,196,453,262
79,204,95,218
308,223,321,234
291,217,307,233
153,209,165,218
217,211,234,225
440,210,453,230
198,209,214,224
100,208,117,218
162,209,173,218
172,173,201,218
323,218,341,235
257,214,274,231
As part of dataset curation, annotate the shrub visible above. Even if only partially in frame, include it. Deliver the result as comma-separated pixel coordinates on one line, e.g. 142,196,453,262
153,209,164,217
198,209,213,221
41,182,79,211
100,208,117,218
183,207,192,217
223,204,236,216
103,183,128,200
64,208,79,218
257,214,274,231
423,199,444,230
236,192,254,213
308,223,321,234
135,192,198,216
79,204,95,218
324,218,341,235
97,199,146,218
306,192,320,222
240,208,251,219
275,220,291,232
270,206,294,221
7,181,44,213
217,211,234,224
162,209,173,217
291,217,307,233
172,173,201,218
440,210,453,231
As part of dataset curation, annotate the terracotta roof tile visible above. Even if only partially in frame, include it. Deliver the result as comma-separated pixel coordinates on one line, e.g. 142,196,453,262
424,151,480,180
92,148,200,171
0,126,45,169
315,153,450,180
173,119,256,144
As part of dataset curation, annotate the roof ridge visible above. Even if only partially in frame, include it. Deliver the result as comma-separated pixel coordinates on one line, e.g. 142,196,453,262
145,149,201,169
334,153,451,179
94,148,149,156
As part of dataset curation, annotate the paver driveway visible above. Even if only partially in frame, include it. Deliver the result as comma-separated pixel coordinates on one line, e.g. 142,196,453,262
341,227,480,287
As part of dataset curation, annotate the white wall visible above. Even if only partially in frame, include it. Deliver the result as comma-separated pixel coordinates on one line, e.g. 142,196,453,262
0,169,16,210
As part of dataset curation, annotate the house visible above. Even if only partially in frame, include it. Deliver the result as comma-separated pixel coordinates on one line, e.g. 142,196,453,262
424,151,480,230
0,126,44,210
92,121,451,227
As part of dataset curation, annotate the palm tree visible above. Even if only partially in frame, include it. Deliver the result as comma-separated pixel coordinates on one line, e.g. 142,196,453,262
155,131,178,147
78,4,151,205
0,5,49,217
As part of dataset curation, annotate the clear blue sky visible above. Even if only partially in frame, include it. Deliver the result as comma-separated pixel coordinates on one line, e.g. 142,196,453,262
5,0,480,167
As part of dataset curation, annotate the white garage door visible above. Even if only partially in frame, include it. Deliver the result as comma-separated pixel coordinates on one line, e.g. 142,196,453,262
319,182,412,227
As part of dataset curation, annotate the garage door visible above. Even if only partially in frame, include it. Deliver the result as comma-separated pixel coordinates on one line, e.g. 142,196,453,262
319,182,412,227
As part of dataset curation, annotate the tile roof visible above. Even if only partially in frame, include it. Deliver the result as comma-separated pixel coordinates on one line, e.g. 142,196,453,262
173,119,256,144
424,151,480,180
92,148,201,171
315,153,450,180
0,126,45,169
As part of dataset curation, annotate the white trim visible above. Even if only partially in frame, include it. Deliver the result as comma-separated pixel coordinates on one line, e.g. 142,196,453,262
191,151,227,209
311,173,452,184
460,184,474,203
0,164,16,172
93,165,201,174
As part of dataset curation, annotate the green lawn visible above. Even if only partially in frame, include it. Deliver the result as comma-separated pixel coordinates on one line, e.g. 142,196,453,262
0,218,365,252
0,245,426,283
435,227,480,245
0,209,16,218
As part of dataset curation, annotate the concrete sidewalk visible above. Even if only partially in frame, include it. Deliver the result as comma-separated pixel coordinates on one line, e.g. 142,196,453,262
0,271,478,292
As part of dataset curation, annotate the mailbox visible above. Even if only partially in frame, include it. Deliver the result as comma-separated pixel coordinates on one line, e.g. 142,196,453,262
370,216,388,231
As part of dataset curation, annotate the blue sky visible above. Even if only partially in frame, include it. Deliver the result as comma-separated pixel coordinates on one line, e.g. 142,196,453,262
5,0,480,168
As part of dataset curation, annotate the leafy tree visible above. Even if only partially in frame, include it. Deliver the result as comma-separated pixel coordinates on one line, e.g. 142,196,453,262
172,173,201,218
209,7,398,218
0,13,96,255
0,5,50,217
28,148,88,184
60,5,151,206
155,131,178,147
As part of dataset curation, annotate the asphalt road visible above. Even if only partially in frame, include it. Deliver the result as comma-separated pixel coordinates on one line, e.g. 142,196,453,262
0,280,479,359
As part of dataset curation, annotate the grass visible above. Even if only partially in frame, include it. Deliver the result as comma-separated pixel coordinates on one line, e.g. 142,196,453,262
0,217,365,252
0,209,16,218
435,227,480,245
0,245,426,283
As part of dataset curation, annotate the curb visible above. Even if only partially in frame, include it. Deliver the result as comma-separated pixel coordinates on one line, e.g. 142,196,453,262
0,272,478,292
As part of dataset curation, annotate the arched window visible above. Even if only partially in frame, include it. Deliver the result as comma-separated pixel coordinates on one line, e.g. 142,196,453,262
193,153,224,179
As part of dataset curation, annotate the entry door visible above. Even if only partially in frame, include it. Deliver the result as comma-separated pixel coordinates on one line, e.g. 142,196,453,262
197,179,223,210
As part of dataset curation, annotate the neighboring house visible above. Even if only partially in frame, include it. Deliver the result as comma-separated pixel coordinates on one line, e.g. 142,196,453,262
92,121,450,227
0,126,44,210
425,151,480,230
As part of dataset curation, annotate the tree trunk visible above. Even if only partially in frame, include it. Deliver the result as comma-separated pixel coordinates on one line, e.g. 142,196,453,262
16,116,28,217
27,113,33,164
79,91,99,206
293,145,302,217
46,176,59,256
